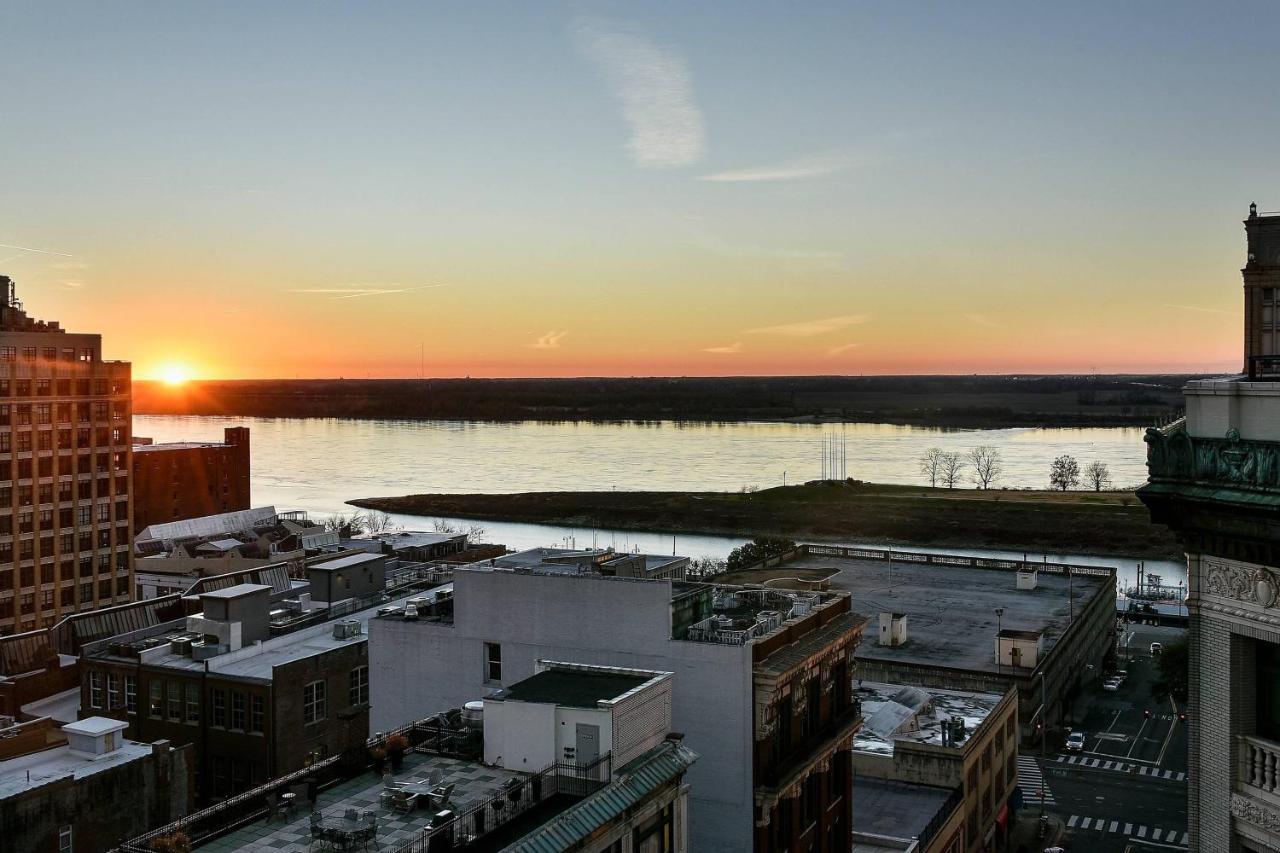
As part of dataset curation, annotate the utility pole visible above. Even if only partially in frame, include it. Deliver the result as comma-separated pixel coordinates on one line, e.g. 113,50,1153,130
995,608,1004,674
1039,668,1047,820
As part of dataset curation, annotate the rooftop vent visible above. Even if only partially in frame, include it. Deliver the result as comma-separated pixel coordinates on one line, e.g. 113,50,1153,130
1016,568,1038,591
332,619,363,640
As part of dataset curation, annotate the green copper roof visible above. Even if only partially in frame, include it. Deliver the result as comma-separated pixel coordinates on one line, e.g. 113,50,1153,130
500,739,698,853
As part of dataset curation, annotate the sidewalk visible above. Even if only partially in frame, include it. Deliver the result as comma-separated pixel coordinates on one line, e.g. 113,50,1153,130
1008,812,1065,853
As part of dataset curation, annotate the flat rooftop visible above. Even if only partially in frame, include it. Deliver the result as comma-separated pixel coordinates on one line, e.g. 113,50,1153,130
494,670,650,708
783,553,1108,675
199,752,525,852
309,552,383,572
852,681,1005,756
134,441,231,452
0,738,152,799
851,777,956,842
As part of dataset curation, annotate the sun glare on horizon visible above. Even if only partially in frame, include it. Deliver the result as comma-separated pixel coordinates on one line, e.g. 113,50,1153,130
158,364,193,386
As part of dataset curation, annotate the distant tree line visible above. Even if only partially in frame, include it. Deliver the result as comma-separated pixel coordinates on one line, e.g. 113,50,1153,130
918,447,1115,492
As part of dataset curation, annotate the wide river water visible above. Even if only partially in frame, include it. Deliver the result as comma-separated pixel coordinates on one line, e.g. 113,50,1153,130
133,416,1181,589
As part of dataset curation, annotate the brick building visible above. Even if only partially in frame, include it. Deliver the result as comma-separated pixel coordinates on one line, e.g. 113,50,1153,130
131,426,250,533
0,276,133,636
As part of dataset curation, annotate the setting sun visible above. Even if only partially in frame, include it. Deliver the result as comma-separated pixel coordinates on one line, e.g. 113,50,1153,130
159,364,193,386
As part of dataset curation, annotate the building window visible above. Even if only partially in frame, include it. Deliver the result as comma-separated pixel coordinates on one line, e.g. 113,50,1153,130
349,665,369,707
212,689,226,727
150,681,164,718
633,802,674,853
1259,640,1280,740
303,680,326,724
107,672,120,709
231,692,246,730
59,826,72,853
89,670,103,709
125,675,137,714
484,642,502,683
250,694,265,734
186,683,200,724
167,682,181,721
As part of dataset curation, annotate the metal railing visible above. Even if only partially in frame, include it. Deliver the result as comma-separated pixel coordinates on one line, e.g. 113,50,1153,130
916,784,965,850
1241,734,1280,794
803,544,1114,578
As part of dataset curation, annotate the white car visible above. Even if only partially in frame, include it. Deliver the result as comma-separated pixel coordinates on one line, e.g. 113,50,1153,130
1065,731,1085,752
1150,642,1164,655
1114,670,1128,683
1102,677,1122,691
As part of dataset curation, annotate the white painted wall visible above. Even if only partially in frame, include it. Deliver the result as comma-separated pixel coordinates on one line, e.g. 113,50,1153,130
1185,379,1280,441
482,699,557,772
369,570,754,853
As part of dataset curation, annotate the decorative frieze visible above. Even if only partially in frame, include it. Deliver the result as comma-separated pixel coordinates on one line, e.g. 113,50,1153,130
1231,792,1280,834
1204,558,1280,609
1146,423,1280,491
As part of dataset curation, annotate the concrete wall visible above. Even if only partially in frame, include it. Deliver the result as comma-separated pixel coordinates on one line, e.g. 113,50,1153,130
483,699,558,772
369,570,755,853
1185,379,1280,442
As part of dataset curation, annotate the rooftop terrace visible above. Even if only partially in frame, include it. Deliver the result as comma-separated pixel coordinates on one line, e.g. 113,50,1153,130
493,669,650,709
852,778,962,851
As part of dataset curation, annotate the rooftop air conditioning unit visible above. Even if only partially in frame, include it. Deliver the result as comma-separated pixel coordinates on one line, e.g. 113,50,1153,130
191,642,228,662
169,636,194,656
332,620,362,640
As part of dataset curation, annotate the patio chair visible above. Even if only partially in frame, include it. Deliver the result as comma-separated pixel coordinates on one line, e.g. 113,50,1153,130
429,783,455,810
309,812,328,851
427,768,443,786
264,791,280,823
344,808,360,822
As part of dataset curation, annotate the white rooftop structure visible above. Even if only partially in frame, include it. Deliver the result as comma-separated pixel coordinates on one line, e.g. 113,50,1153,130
137,506,279,547
853,681,1006,756
0,718,151,798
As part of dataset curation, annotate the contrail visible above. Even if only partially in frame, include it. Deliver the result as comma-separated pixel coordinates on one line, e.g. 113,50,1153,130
0,242,74,258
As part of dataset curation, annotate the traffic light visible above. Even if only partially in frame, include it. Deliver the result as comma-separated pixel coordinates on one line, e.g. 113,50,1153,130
1143,708,1153,719
1178,712,1188,722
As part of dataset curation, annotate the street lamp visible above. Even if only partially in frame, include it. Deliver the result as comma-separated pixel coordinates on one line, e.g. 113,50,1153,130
994,608,1005,673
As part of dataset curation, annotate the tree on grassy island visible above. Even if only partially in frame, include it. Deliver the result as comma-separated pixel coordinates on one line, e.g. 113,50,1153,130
919,447,945,487
968,445,1003,489
1084,460,1113,492
1050,455,1080,491
726,536,798,571
939,452,965,489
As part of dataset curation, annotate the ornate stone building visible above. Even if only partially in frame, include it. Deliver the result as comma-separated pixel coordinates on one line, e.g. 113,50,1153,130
1140,206,1280,852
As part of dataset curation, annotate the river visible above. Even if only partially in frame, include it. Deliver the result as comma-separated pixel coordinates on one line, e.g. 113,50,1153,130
132,415,1181,589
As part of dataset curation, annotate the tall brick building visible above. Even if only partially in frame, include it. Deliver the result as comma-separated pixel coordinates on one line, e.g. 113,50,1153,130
132,426,250,533
1140,206,1280,852
0,276,133,636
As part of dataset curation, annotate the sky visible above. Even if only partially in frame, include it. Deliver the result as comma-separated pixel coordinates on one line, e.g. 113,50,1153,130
1,1,1277,380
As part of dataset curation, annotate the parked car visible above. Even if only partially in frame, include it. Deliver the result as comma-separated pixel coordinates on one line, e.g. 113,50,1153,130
1103,677,1122,691
1150,642,1164,655
1065,731,1086,752
1114,670,1128,683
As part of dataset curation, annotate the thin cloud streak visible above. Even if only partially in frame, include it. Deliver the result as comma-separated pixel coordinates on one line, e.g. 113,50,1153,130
702,342,742,354
530,331,568,350
1164,303,1240,316
574,19,705,168
289,284,448,300
0,242,73,257
698,152,861,183
746,314,869,337
827,343,861,357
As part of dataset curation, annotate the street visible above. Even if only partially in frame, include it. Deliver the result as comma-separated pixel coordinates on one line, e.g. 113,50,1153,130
1018,622,1189,852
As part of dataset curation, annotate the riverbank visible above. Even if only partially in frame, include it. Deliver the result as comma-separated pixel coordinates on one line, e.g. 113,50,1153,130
349,482,1182,560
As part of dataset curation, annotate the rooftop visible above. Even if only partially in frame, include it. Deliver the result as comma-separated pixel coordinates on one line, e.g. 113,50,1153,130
310,552,384,572
851,777,958,844
134,441,232,452
852,681,1006,755
0,734,152,798
493,670,650,709
196,751,525,852
201,582,270,600
782,552,1109,674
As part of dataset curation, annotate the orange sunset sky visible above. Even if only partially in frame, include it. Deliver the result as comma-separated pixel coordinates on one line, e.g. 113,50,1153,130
0,3,1268,380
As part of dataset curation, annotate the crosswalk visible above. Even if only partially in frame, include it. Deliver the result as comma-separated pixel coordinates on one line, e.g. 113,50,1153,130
1064,815,1188,847
1017,755,1055,805
1055,754,1187,781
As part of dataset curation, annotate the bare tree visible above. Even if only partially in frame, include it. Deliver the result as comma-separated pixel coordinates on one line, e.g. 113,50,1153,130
939,452,966,489
1050,455,1081,491
365,511,398,534
432,518,461,534
467,523,486,541
968,445,1003,489
1084,460,1113,492
919,447,945,487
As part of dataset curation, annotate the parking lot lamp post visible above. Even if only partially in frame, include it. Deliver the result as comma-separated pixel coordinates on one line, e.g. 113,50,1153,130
994,608,1004,674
